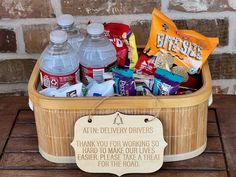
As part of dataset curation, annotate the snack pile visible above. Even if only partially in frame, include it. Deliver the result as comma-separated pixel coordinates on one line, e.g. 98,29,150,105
136,9,218,76
39,10,218,97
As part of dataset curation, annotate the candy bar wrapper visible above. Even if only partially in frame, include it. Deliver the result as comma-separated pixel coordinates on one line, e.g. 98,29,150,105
153,68,183,96
134,74,154,96
135,52,176,76
87,80,115,97
54,83,83,97
39,87,57,97
39,82,71,97
39,83,83,97
112,68,136,96
142,8,219,74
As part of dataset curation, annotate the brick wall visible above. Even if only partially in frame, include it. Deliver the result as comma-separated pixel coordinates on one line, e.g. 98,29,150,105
0,0,235,95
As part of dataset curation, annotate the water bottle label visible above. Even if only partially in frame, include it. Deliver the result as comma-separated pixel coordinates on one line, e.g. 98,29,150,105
40,68,80,89
80,65,104,85
81,62,116,85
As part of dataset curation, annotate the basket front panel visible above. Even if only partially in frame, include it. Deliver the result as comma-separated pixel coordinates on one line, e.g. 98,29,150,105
33,101,208,157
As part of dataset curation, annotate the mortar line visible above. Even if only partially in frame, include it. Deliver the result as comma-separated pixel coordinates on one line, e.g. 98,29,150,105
0,54,39,60
227,15,236,50
1,11,236,26
15,25,25,54
50,0,62,17
161,0,169,13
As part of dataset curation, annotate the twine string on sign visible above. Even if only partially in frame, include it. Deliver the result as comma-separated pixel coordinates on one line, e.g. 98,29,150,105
145,93,162,122
88,96,115,122
88,93,162,123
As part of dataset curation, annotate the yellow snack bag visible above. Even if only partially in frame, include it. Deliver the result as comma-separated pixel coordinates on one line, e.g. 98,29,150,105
129,33,139,69
144,8,219,74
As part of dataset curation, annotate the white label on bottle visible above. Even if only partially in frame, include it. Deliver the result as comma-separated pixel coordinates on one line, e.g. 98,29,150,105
93,69,104,83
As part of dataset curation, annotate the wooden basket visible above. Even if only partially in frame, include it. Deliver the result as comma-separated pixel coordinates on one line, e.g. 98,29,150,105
28,61,212,163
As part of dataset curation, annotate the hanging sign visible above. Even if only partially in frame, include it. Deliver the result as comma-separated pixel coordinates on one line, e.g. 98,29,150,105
71,112,167,176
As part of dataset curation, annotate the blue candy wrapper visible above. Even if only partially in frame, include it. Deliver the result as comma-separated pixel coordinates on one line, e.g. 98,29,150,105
153,68,183,96
112,68,136,96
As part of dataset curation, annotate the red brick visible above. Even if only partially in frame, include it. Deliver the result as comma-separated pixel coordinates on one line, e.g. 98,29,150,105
0,0,54,18
0,28,16,52
0,59,36,83
61,0,161,16
130,19,228,46
174,19,228,46
208,54,236,79
23,24,55,54
130,21,151,46
169,0,235,12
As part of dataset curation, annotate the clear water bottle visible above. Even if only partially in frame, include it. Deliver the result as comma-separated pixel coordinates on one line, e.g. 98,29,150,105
57,14,84,50
39,30,80,89
79,23,117,84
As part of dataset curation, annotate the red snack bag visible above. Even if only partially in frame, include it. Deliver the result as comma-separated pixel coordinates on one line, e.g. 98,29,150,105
135,54,156,75
104,23,129,67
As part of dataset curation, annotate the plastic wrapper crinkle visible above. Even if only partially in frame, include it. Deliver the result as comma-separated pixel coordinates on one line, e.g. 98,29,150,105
153,68,183,96
104,23,138,69
112,68,136,96
135,8,219,75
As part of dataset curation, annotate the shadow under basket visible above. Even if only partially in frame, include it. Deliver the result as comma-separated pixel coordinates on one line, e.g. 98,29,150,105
28,61,212,163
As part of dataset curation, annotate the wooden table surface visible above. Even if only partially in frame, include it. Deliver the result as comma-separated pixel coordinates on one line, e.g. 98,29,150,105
0,95,235,177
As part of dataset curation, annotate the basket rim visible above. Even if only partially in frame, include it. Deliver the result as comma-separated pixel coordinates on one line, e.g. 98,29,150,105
28,61,212,110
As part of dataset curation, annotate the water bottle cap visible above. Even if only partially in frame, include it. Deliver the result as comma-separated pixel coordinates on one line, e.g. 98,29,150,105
57,14,74,26
50,30,68,44
87,23,104,35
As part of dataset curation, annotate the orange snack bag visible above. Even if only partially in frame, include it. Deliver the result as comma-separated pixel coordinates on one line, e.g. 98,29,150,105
144,8,219,74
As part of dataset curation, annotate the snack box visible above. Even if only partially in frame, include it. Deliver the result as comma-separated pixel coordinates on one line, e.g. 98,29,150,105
28,61,212,163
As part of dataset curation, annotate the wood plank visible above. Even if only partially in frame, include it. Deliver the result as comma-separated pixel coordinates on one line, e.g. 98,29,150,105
0,152,76,170
208,109,216,123
205,137,223,153
207,122,219,137
16,110,35,124
0,97,28,111
211,95,236,109
5,138,38,153
0,97,28,157
100,170,229,177
162,153,226,170
231,171,236,177
0,115,17,157
0,170,228,177
11,124,37,138
216,108,236,177
0,152,226,170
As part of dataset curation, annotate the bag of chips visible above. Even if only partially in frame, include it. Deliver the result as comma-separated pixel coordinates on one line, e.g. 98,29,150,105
136,8,219,75
127,32,139,69
104,23,138,69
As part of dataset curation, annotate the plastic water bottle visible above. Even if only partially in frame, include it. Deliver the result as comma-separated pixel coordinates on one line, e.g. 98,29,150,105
79,23,117,84
57,14,84,50
39,30,80,89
